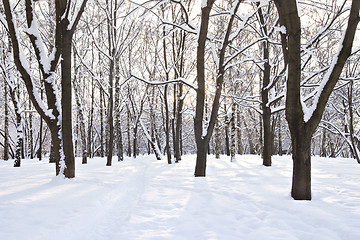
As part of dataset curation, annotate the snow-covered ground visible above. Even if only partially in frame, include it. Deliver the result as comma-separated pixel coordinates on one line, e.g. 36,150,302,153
0,155,359,240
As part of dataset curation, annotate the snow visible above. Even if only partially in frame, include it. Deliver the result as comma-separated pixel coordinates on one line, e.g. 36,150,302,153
26,17,51,74
0,155,360,240
274,26,287,35
302,30,344,122
201,0,208,9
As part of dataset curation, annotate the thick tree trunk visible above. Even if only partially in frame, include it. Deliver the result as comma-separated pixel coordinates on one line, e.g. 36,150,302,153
276,0,360,200
291,132,312,200
61,31,75,178
262,44,272,166
194,1,214,177
194,140,207,177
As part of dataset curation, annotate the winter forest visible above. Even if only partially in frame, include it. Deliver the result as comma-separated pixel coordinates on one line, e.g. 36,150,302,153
1,0,360,239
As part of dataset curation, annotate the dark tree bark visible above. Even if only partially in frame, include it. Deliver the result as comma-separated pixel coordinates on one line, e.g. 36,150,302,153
348,81,360,163
215,120,220,159
258,5,272,166
28,100,34,159
114,64,124,162
37,85,43,160
127,106,131,157
194,0,216,176
60,22,75,177
230,102,236,162
163,23,172,164
194,0,241,176
164,85,172,164
236,107,243,155
106,48,115,166
224,104,230,156
4,0,87,177
278,115,283,156
100,87,105,158
275,0,360,200
3,69,9,161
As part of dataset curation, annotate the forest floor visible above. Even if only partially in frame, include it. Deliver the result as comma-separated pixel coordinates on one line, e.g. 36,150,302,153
0,154,360,240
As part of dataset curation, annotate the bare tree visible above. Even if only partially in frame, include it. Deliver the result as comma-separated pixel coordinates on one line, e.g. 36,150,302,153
2,0,88,177
275,0,360,200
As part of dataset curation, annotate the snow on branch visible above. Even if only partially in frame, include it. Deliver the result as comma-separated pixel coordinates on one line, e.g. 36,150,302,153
302,30,346,123
25,13,52,74
128,74,198,90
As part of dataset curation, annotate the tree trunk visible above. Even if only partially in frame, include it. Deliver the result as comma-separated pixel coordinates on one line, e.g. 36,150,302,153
224,104,230,156
87,51,95,159
61,29,75,178
261,44,271,166
28,101,34,159
3,69,9,161
348,81,360,163
106,49,115,166
164,85,172,164
215,120,220,159
127,106,131,157
194,139,207,177
9,79,23,167
276,0,360,200
194,0,239,176
115,112,124,162
291,131,312,200
236,109,243,155
100,88,105,158
5,39,23,167
73,52,87,164
133,125,137,158
230,103,236,162
194,1,215,177
174,83,183,162
278,116,283,156
37,85,43,160
320,128,327,157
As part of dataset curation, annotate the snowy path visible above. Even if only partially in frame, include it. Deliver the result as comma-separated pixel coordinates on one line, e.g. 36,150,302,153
0,155,360,239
